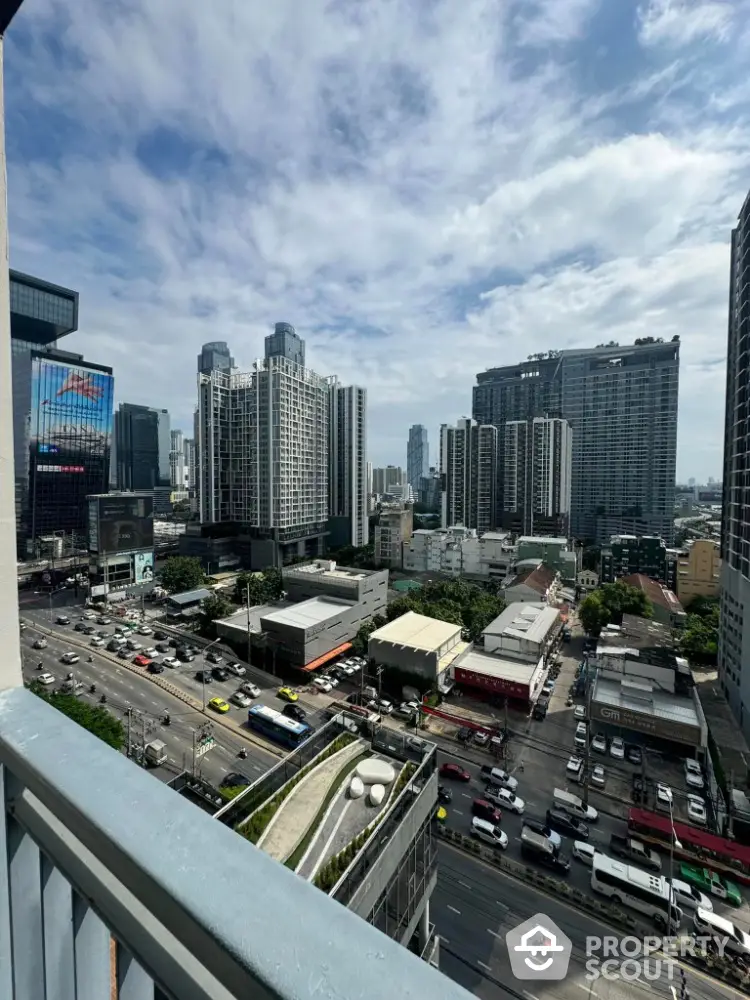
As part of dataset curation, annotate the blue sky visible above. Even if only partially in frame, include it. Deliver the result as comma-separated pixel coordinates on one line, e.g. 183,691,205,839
5,0,749,480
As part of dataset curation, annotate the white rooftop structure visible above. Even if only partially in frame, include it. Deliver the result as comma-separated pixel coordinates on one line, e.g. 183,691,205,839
592,676,703,740
284,559,371,581
481,602,560,660
262,596,356,630
370,611,462,652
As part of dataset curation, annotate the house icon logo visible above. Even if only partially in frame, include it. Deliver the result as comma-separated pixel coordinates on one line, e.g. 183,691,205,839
506,913,572,980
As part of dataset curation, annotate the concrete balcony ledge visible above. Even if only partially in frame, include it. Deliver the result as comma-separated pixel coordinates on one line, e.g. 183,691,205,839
0,685,471,999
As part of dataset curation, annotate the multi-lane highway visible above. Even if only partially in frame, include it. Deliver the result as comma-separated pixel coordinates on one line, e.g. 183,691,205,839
435,844,742,1000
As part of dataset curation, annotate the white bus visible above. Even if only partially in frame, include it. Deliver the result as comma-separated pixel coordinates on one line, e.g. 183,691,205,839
591,854,682,930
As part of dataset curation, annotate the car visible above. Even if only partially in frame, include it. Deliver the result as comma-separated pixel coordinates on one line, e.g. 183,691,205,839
107,638,124,651
147,661,164,674
82,611,97,620
626,744,642,765
74,622,86,632
241,681,261,698
56,615,70,625
320,674,339,688
117,648,131,659
439,762,470,782
480,766,519,792
574,705,586,720
313,677,332,693
572,841,597,866
457,727,472,743
486,786,525,814
60,652,79,665
685,759,705,790
227,662,247,677
211,667,228,681
438,785,453,804
609,737,625,760
208,697,230,714
591,764,606,787
277,686,298,703
176,650,195,663
687,794,707,826
470,817,508,850
206,651,223,664
591,733,607,754
377,699,393,714
125,640,142,651
406,736,424,753
680,863,742,906
82,625,97,636
656,782,673,810
566,754,583,777
32,638,47,650
155,643,170,654
522,817,561,849
546,808,589,839
195,670,213,683
543,679,555,696
168,638,179,647
474,730,490,747
339,663,357,677
90,637,105,647
328,667,346,682
138,626,153,635
666,877,713,914
133,654,151,667
37,672,55,686
282,703,307,721
162,657,181,668
574,721,588,748
97,617,111,626
231,691,253,708
154,631,168,641
222,772,251,788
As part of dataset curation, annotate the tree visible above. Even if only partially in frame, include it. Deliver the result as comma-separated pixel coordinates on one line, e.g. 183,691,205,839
578,581,653,636
578,593,610,636
352,614,387,655
199,593,234,637
234,572,269,606
28,682,125,750
261,567,283,600
677,596,719,665
160,556,205,594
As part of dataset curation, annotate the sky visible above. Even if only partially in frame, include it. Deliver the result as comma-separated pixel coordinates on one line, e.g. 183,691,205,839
5,0,749,482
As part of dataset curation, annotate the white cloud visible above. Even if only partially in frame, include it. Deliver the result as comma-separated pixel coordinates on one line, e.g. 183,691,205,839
637,0,734,48
3,0,747,479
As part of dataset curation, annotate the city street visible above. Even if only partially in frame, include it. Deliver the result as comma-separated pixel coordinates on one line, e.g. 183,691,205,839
435,843,741,1000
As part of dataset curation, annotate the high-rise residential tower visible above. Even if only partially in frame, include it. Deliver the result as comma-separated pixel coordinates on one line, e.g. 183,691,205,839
720,189,750,736
197,341,234,375
502,417,572,537
407,424,429,492
265,321,305,367
439,418,498,533
473,341,679,544
199,329,329,566
328,381,368,548
114,403,171,510
170,429,186,488
372,466,404,494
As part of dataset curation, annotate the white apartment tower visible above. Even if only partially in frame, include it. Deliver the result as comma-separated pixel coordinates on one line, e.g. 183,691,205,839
503,417,572,537
440,418,498,533
198,334,329,565
328,380,369,548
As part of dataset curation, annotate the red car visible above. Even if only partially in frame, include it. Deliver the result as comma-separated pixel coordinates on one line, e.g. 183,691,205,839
133,654,151,667
439,762,470,782
472,798,502,823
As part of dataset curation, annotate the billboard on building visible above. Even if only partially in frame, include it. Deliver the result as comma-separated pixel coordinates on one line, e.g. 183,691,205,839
29,356,114,541
133,550,154,584
89,494,154,554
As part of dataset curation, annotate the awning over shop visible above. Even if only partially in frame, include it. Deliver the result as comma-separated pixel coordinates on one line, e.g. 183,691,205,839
301,641,353,672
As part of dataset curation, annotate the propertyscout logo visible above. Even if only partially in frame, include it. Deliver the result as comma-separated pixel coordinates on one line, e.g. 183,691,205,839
505,915,729,985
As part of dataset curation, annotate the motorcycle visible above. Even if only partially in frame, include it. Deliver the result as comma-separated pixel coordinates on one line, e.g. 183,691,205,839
99,694,107,704
88,655,94,663
90,684,97,694
238,747,247,759
37,661,43,670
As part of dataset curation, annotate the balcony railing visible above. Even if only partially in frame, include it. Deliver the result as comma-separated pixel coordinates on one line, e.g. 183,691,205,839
0,684,473,1000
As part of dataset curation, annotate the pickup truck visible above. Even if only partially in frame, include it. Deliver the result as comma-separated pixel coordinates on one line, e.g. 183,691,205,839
609,835,662,872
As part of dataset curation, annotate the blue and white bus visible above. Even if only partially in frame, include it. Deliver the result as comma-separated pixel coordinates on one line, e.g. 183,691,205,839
247,704,312,749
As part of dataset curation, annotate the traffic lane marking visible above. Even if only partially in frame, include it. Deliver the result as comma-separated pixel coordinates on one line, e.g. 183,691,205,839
447,905,461,915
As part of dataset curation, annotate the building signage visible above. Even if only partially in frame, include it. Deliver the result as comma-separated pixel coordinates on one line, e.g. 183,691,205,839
590,702,698,746
454,667,530,700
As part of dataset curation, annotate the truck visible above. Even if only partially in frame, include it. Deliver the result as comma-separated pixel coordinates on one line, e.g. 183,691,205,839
533,695,550,720
60,679,84,696
609,835,662,872
553,787,598,822
520,827,571,874
144,740,168,767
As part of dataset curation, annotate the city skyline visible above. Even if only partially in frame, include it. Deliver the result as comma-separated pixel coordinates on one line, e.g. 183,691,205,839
4,3,742,482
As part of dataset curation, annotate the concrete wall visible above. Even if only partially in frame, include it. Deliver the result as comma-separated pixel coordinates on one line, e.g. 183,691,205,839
261,599,374,668
368,639,438,682
284,566,388,615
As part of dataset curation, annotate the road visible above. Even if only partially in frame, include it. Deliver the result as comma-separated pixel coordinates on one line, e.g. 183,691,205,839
19,613,282,789
435,844,743,1000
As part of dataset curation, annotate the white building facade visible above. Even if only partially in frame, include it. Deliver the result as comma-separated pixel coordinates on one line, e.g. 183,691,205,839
402,527,516,581
328,380,369,548
440,418,498,533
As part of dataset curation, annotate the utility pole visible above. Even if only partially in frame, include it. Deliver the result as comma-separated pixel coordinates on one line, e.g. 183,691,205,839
126,707,133,759
582,676,592,808
192,729,196,778
246,584,252,668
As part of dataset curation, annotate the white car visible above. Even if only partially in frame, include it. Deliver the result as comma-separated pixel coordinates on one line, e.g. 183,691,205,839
97,617,111,625
378,699,393,715
227,662,247,677
591,733,607,754
60,652,79,665
90,637,105,647
687,794,707,825
231,691,253,708
162,657,181,668
667,877,712,913
126,641,142,651
339,664,357,676
566,754,583,776
144,648,159,659
138,626,153,636
685,760,705,790
38,672,55,686
82,611,97,620
313,677,332,693
609,737,625,760
572,841,596,866
574,705,586,720
241,682,261,698
591,764,606,787
656,782,673,809
486,786,525,814
320,674,338,688
474,730,489,746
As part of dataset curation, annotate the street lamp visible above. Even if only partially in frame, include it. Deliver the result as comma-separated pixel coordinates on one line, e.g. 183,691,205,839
666,788,682,930
201,637,221,710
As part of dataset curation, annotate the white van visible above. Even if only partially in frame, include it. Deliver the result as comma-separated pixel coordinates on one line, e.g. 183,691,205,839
693,908,750,957
470,817,508,850
666,878,712,913
553,787,598,822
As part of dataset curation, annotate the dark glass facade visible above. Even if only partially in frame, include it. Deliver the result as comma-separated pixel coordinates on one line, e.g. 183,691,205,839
27,354,114,550
265,322,305,367
197,341,234,375
114,403,171,492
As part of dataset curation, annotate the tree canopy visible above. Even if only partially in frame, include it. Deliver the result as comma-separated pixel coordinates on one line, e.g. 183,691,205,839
233,567,284,606
578,581,653,636
678,596,719,665
28,682,125,750
199,593,235,637
160,556,206,594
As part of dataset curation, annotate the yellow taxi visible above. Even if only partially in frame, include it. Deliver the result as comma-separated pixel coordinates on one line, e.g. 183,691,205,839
208,697,230,714
277,686,298,703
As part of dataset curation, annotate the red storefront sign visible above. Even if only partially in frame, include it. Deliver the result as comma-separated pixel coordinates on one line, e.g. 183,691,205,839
454,666,530,700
